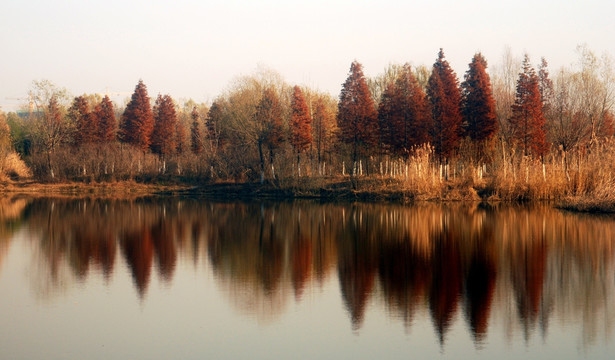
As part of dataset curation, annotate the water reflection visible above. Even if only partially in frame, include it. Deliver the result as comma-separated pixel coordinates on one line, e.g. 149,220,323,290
0,196,28,271
4,197,615,347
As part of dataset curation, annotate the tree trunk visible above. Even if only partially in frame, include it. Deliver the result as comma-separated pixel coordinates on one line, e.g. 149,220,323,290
269,147,275,180
258,140,265,184
47,150,54,179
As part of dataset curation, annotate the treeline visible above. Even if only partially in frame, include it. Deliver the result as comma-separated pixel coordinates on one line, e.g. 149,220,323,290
1,46,614,194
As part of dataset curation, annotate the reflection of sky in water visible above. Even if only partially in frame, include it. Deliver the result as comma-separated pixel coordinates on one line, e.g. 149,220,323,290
0,198,614,359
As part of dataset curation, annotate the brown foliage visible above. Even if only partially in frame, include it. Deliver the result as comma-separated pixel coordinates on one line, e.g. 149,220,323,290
254,87,284,177
119,80,154,152
427,49,463,160
69,95,98,145
378,64,430,157
337,61,379,162
151,94,178,157
311,93,338,167
461,53,498,147
510,55,549,157
96,95,117,143
289,86,312,154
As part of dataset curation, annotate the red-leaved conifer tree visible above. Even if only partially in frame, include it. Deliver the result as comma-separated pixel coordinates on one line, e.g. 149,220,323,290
510,55,549,158
95,95,116,143
427,49,463,162
378,64,430,157
69,95,98,146
289,86,312,176
337,61,378,171
461,53,498,158
151,94,178,159
120,80,154,152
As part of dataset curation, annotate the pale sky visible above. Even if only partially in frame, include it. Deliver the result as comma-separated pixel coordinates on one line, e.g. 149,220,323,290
1,0,613,111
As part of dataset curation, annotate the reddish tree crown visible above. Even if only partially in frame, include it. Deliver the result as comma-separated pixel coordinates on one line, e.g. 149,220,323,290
427,49,463,160
289,86,313,153
151,94,178,156
337,61,378,161
96,95,117,143
461,53,498,144
120,80,154,152
69,95,98,145
510,55,549,157
378,64,430,156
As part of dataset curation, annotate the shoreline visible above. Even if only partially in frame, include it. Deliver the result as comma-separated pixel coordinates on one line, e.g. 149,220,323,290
0,180,190,199
1,179,613,214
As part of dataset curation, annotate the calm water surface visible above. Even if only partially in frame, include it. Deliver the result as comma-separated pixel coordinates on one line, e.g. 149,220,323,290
1,197,614,359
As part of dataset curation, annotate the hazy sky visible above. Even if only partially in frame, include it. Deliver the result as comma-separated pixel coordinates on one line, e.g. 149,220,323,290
1,0,614,110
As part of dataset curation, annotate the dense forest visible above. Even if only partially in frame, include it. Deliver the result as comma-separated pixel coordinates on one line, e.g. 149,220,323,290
1,46,614,204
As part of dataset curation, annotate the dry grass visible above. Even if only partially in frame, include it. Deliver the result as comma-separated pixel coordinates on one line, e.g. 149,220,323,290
559,154,615,212
554,140,615,212
318,140,615,207
4,138,615,209
0,151,31,181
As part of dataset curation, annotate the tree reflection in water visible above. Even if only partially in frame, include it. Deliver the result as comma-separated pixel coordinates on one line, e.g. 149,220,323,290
0,197,29,273
8,198,615,346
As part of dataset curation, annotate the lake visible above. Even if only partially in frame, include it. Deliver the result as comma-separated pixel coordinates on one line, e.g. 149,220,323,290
1,197,614,359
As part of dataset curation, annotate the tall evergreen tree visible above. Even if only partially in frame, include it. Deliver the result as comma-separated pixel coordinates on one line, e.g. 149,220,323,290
69,95,98,145
510,55,549,157
378,64,430,157
151,94,178,157
337,61,378,165
427,49,463,161
190,107,203,155
95,95,117,143
289,86,312,175
461,53,498,151
120,80,154,152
